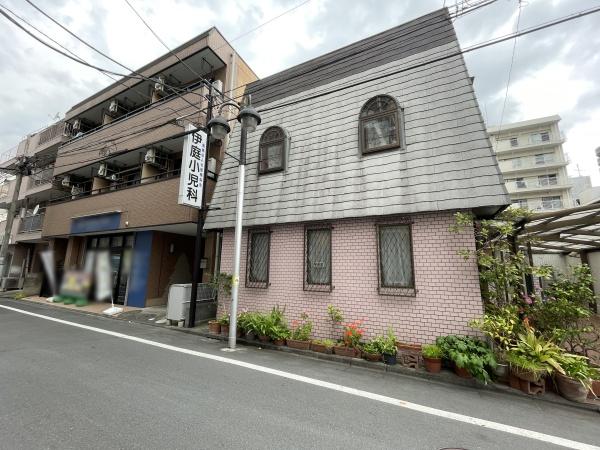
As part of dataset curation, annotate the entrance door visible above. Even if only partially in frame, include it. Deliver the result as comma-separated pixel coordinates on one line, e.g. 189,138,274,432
110,251,124,304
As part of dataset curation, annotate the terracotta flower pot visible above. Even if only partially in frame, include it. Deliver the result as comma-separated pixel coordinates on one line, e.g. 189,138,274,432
588,379,600,399
245,331,256,341
555,372,589,403
272,338,286,346
258,334,270,343
310,342,332,354
287,339,311,350
208,321,221,335
236,327,242,338
423,357,442,373
363,352,382,362
220,324,229,336
333,346,356,358
454,365,472,379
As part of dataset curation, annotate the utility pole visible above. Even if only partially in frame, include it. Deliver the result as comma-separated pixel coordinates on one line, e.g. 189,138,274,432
187,90,213,327
0,156,29,288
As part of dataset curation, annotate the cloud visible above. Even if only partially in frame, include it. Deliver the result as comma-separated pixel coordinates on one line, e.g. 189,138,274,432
0,0,599,188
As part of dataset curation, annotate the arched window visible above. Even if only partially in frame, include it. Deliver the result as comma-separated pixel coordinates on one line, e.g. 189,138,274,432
359,95,403,154
258,126,287,174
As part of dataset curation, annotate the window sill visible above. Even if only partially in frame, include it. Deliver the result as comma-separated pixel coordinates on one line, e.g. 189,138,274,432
246,281,269,289
303,284,333,293
378,286,417,297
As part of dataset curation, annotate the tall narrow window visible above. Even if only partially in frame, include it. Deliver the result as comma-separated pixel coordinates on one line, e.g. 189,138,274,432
359,95,403,154
258,126,286,174
304,226,332,291
377,224,414,292
246,229,270,288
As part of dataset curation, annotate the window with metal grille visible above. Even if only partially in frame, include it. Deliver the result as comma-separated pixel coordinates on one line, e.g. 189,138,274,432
246,229,270,288
542,196,562,209
359,95,404,154
377,224,415,293
258,127,286,174
304,226,332,291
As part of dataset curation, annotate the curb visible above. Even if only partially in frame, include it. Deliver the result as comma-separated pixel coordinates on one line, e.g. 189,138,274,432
4,297,599,414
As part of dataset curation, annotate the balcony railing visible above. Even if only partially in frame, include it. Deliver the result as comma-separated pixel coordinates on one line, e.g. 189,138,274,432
38,122,67,146
19,213,45,233
50,168,182,205
64,80,208,145
29,166,54,188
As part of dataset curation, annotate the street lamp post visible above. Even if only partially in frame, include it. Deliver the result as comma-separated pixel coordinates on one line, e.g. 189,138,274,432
228,104,261,349
208,100,261,349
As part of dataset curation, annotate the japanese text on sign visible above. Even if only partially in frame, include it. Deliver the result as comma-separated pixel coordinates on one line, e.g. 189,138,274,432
178,125,207,209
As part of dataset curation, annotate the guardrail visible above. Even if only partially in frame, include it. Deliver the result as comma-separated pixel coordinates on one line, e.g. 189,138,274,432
19,213,45,233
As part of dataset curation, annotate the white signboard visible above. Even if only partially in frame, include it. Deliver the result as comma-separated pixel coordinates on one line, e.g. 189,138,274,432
178,125,207,209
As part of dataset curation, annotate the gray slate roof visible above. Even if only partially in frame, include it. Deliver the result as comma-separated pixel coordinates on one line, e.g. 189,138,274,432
205,8,509,230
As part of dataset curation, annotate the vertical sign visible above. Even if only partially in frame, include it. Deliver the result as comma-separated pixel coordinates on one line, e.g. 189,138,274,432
178,124,207,209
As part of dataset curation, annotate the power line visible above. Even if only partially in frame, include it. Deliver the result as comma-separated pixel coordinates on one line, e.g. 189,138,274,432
23,0,212,109
255,4,600,114
123,0,205,82
497,0,522,135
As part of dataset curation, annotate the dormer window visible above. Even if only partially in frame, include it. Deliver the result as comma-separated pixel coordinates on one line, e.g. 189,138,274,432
259,126,286,174
359,95,403,154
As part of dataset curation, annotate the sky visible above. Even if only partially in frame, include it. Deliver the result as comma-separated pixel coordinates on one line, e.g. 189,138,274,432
1,0,600,183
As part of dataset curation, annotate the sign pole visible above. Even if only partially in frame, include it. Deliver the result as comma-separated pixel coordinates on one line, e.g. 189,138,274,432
186,94,212,327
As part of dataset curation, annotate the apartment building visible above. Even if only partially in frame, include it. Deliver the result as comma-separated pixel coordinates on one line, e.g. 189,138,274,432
487,115,573,211
0,27,257,308
0,121,70,291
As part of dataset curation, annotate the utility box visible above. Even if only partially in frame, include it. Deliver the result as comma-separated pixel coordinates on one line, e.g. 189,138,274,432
167,283,217,326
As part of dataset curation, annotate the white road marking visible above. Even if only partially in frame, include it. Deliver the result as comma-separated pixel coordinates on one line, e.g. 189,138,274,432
2,303,598,450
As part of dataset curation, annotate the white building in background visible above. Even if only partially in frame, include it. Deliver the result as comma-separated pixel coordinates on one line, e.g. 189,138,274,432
488,115,573,211
570,175,592,206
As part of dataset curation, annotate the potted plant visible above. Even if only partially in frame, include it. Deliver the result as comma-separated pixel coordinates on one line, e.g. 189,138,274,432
217,314,230,337
311,338,335,354
255,314,271,343
436,335,497,383
380,328,398,365
241,312,258,341
590,367,600,400
287,313,313,350
270,325,290,346
422,344,443,373
469,304,521,382
333,320,363,357
208,319,221,335
555,354,599,403
505,328,564,383
362,338,383,362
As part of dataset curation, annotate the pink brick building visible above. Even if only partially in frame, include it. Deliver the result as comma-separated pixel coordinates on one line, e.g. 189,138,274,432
205,9,510,343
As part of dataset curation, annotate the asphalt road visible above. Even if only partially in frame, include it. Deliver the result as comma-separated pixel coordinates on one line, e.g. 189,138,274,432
1,299,599,450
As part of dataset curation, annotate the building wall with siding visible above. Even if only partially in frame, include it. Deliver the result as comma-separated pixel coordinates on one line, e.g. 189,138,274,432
217,211,483,344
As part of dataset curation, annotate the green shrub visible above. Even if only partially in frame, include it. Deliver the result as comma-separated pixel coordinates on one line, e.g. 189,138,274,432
422,344,443,359
290,313,312,341
505,328,564,381
312,338,335,349
436,335,497,383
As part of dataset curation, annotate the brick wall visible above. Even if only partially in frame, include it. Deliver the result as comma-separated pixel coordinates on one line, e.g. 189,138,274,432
218,211,483,344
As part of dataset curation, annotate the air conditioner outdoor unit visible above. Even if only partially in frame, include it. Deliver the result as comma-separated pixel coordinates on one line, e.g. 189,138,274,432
61,175,71,187
154,76,166,93
108,99,119,114
144,148,156,164
98,162,108,177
